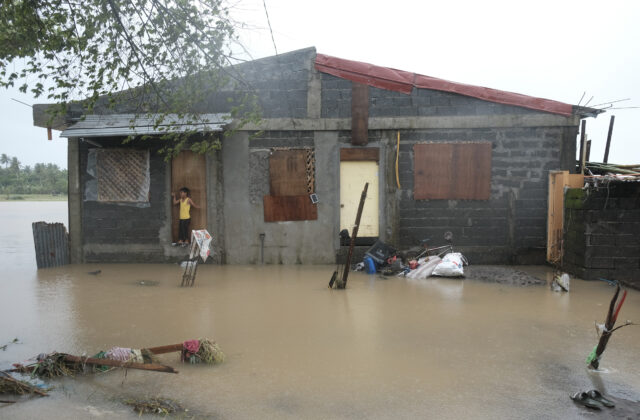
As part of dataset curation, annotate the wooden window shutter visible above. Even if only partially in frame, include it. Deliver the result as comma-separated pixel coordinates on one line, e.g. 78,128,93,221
269,150,308,196
264,149,317,222
414,142,491,200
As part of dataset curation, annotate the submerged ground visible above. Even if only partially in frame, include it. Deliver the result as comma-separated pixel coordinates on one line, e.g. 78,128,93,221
1,202,639,419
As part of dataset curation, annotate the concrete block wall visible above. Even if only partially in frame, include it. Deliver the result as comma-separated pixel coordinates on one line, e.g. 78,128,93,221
563,184,640,288
396,127,575,264
203,48,315,118
321,73,539,119
79,139,169,262
222,130,339,264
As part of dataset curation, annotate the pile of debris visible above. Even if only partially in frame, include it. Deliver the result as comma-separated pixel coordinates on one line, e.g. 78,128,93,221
357,235,468,280
0,338,224,405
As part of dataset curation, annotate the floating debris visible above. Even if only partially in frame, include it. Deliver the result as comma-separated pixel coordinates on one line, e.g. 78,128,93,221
143,338,225,365
135,280,159,287
0,371,48,397
0,338,19,351
10,352,178,377
123,397,184,415
87,270,102,275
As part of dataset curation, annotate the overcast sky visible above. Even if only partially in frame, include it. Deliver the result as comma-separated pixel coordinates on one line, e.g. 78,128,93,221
1,0,638,168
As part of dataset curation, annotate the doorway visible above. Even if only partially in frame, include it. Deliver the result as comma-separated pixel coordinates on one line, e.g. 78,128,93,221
340,160,379,238
171,151,207,242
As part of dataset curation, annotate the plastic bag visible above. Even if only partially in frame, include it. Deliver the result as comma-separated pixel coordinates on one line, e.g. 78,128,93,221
432,252,467,277
405,256,442,279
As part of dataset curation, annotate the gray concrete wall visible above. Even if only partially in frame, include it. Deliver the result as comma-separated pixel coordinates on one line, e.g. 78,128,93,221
395,126,575,264
222,130,339,264
78,139,170,262
69,47,582,265
563,184,640,289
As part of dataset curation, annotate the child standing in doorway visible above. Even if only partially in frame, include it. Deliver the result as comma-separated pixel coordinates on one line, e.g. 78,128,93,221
172,187,199,246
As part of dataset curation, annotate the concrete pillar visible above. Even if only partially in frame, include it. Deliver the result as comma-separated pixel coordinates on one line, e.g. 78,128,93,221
222,132,251,264
314,131,340,256
67,138,83,263
206,151,225,263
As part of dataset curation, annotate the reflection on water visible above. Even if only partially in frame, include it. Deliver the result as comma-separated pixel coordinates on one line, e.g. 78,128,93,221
1,202,639,419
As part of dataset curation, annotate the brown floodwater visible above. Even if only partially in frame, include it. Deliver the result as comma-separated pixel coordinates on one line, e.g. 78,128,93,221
1,201,639,419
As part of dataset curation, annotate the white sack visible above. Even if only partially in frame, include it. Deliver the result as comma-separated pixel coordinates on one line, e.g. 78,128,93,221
432,252,467,277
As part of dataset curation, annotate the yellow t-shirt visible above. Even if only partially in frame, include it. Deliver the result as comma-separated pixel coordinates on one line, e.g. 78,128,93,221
179,198,191,220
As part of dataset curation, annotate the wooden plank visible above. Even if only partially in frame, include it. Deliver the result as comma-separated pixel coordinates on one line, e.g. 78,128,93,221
351,82,369,145
269,150,308,196
546,171,584,263
414,143,453,200
340,147,379,162
452,142,491,200
171,151,207,242
263,195,318,222
414,142,491,200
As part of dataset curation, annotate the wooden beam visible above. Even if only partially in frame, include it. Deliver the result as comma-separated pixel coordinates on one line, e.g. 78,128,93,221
578,119,587,173
603,115,615,164
351,82,369,145
340,147,379,162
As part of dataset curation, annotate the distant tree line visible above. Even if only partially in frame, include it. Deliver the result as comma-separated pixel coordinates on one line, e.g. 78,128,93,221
0,153,67,195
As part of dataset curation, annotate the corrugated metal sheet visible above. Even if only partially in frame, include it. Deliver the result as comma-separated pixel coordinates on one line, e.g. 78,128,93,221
32,222,69,269
60,113,228,138
315,53,574,117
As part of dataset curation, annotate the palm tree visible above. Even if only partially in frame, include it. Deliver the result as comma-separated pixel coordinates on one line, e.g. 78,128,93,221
0,154,8,168
10,157,20,181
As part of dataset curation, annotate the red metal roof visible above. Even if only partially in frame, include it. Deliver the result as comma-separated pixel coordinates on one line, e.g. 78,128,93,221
315,53,574,117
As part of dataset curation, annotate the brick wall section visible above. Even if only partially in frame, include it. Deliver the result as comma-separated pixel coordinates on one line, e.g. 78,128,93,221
563,183,640,288
79,138,168,262
396,127,575,264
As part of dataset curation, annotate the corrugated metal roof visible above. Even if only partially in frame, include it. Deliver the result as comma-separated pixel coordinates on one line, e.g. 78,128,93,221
60,113,229,138
315,53,576,116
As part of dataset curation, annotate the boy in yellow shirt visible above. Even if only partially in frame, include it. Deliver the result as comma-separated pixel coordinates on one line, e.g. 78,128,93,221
171,187,199,246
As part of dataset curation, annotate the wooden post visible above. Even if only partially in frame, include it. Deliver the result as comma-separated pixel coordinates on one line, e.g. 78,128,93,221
578,120,587,173
339,182,368,289
603,115,615,164
47,127,52,141
585,139,591,162
351,82,369,145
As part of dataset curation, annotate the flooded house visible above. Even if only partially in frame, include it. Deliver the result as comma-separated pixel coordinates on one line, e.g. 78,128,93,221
32,47,601,265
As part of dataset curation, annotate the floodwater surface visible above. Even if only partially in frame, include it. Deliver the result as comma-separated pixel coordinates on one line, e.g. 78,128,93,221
1,201,639,419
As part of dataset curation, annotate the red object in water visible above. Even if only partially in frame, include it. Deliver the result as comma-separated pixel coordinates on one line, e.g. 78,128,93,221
409,260,418,270
315,53,574,116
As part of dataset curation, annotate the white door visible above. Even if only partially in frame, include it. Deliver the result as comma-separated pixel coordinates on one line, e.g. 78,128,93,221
340,161,379,237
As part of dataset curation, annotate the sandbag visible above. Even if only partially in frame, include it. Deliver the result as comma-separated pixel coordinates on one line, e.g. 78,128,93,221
432,252,467,277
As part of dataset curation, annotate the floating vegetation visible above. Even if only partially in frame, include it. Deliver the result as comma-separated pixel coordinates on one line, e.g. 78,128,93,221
181,339,225,365
124,397,184,415
16,353,80,378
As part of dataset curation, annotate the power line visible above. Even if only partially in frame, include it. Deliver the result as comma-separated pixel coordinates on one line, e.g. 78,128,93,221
262,0,278,55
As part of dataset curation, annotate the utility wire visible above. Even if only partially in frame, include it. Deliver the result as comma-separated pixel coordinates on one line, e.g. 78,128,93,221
262,0,278,55
10,98,32,107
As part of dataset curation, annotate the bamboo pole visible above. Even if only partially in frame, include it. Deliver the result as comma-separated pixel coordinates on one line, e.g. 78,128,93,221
588,285,628,370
